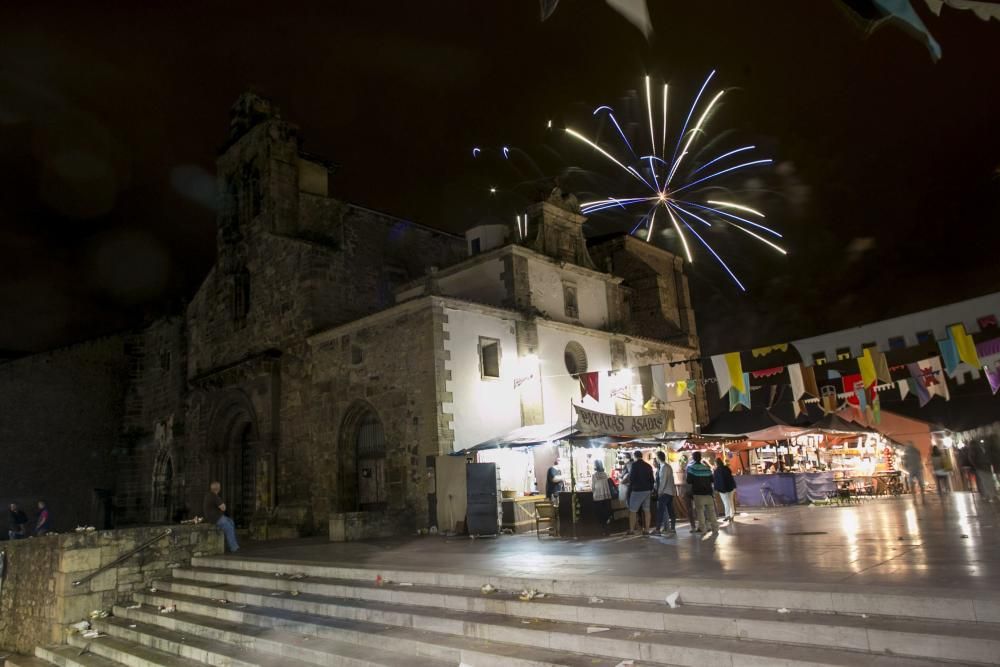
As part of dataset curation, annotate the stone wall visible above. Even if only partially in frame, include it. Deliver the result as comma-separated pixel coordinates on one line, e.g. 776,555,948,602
0,335,129,530
0,525,222,654
298,298,444,536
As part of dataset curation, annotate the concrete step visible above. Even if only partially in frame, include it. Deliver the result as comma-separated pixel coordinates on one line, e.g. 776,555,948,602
29,645,127,667
168,565,1000,665
6,651,86,667
91,615,449,667
192,555,1000,623
65,632,205,667
35,645,130,667
116,600,634,667
154,576,959,667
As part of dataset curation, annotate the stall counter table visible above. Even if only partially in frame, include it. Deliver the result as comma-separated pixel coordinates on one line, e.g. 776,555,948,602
556,491,628,537
734,472,836,507
501,494,545,533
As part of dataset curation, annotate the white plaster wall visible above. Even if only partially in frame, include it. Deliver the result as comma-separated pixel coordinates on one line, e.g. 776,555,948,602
443,307,522,451
624,342,698,433
536,325,614,426
527,260,609,329
792,292,1000,365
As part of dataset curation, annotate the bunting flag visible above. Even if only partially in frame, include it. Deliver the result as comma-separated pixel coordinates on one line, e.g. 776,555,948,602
857,349,877,388
854,385,868,412
788,363,805,400
898,378,911,400
906,357,949,406
728,372,751,411
751,366,785,379
950,324,982,369
751,343,788,357
712,352,745,398
873,349,892,384
820,385,839,413
986,363,1000,396
842,374,864,406
676,380,688,398
802,365,819,397
792,399,803,418
938,337,960,376
872,393,881,424
650,364,668,402
579,372,600,401
976,337,1000,359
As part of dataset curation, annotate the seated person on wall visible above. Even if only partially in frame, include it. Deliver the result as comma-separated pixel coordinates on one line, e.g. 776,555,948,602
8,503,28,539
34,500,51,536
203,482,240,553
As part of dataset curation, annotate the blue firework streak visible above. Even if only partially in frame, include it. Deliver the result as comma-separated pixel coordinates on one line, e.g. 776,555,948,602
566,71,786,291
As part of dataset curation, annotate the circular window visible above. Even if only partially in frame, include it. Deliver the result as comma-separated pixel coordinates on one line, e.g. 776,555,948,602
564,341,588,377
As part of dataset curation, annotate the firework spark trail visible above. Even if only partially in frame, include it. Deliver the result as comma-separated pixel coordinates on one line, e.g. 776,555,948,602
564,70,784,289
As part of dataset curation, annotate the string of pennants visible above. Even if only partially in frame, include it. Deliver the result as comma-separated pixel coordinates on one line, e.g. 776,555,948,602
586,324,1000,422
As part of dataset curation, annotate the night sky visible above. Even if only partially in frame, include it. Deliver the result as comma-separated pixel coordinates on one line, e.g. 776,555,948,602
2,1,998,355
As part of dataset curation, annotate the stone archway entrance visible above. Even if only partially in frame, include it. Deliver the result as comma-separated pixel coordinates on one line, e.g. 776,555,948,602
339,402,387,512
151,451,175,523
208,393,261,528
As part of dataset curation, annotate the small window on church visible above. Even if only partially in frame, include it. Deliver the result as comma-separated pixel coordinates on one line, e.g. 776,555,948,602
812,352,827,366
233,270,251,322
470,238,482,256
479,337,501,379
916,330,934,344
836,347,851,361
888,336,905,350
351,345,364,365
563,282,579,319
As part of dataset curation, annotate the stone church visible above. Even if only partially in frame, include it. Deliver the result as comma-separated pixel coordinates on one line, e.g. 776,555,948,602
0,93,703,539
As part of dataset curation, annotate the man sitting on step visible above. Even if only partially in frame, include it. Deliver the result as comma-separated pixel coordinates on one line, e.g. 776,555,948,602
204,481,240,553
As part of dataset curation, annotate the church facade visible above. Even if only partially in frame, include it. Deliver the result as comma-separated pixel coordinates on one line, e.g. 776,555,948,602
0,94,703,539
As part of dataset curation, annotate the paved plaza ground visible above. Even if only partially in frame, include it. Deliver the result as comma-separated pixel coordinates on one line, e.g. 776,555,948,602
239,492,999,592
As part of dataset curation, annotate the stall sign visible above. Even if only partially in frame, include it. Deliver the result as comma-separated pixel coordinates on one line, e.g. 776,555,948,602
574,405,666,436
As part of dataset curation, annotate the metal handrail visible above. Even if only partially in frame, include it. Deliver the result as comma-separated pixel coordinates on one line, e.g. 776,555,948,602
71,528,173,587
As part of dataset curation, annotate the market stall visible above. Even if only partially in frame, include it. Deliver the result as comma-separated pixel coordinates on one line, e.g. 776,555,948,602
703,419,898,506
455,406,694,537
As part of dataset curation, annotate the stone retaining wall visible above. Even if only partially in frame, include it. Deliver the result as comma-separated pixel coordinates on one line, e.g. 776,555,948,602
0,524,222,654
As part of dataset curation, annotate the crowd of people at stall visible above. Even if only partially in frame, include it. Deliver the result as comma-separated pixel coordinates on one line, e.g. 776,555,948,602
578,449,739,538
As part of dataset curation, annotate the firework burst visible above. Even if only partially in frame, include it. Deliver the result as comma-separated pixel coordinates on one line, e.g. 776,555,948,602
566,71,785,291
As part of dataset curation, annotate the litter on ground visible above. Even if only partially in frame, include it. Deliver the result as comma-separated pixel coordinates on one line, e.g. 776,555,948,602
665,592,680,609
589,596,604,604
586,626,610,634
777,608,790,614
480,584,497,595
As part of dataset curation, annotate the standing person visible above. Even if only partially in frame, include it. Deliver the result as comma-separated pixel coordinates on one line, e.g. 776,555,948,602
627,450,654,536
930,446,951,496
687,452,719,536
34,500,51,536
654,451,676,534
203,481,240,553
618,451,633,513
545,457,565,504
713,457,738,522
901,444,925,498
8,503,28,540
591,460,613,534
674,455,696,532
969,439,997,502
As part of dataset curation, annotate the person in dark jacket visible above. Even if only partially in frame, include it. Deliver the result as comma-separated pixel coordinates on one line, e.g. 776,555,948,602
627,450,655,535
713,458,737,522
8,503,28,540
686,452,718,535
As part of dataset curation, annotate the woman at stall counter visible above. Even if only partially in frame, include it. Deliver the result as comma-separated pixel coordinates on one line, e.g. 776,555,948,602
591,460,613,534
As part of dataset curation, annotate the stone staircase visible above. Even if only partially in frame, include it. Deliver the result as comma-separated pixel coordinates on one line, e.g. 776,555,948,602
9,555,1000,667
